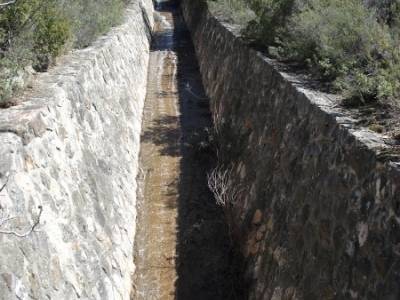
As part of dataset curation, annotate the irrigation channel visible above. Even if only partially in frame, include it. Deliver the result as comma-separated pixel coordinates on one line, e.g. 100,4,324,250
132,1,244,299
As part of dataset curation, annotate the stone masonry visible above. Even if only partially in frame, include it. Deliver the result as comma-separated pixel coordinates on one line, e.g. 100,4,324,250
0,0,153,299
182,1,400,299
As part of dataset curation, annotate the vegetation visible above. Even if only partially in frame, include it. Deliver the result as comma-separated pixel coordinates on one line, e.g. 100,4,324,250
210,0,400,106
208,0,255,26
0,0,128,103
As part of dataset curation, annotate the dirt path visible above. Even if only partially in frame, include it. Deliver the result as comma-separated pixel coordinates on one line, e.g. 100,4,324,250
132,1,244,299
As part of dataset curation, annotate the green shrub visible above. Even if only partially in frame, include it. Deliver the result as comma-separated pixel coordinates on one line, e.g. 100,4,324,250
212,0,400,105
33,4,71,71
209,0,255,27
366,0,400,26
213,0,400,105
0,0,127,104
244,0,295,46
0,0,41,101
62,0,126,48
279,0,400,103
273,1,381,100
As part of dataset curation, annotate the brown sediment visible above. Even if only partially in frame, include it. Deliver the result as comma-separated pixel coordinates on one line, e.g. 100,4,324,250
133,6,180,299
132,1,245,299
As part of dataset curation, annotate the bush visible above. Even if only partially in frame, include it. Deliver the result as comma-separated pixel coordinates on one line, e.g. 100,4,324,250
0,0,56,100
33,4,71,71
365,0,400,26
279,0,398,103
244,0,295,46
0,0,127,103
209,0,255,27
62,0,126,48
213,0,400,105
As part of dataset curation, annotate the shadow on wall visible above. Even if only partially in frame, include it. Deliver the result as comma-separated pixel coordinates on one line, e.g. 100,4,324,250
140,1,247,299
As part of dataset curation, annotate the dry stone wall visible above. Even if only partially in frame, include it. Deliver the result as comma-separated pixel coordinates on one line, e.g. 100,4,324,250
182,1,400,299
0,0,153,299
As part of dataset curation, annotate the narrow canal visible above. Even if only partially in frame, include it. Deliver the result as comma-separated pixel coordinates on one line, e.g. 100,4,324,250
132,1,244,299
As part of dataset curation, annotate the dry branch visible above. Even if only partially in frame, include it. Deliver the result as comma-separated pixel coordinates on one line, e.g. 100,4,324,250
0,205,43,237
0,175,9,193
207,166,242,207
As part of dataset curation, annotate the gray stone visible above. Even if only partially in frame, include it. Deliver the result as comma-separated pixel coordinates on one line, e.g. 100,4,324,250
0,0,154,299
182,1,400,299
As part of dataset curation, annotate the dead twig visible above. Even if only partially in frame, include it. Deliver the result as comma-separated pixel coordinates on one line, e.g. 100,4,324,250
208,165,244,248
0,175,9,193
207,166,243,207
0,205,43,237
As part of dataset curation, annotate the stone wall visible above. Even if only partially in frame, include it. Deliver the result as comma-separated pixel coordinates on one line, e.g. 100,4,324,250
0,0,153,299
182,1,400,299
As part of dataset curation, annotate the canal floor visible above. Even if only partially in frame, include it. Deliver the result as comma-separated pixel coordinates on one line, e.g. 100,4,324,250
132,1,244,299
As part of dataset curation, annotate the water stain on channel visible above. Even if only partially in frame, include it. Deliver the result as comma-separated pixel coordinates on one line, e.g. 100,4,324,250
132,1,244,299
